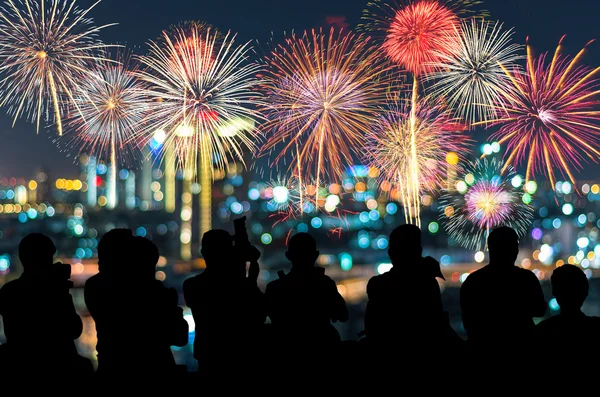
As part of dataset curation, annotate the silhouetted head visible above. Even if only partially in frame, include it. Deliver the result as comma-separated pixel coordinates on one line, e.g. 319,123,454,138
98,229,133,273
487,227,519,265
201,229,233,267
285,233,319,269
133,236,160,279
388,224,422,263
552,264,588,312
19,233,56,269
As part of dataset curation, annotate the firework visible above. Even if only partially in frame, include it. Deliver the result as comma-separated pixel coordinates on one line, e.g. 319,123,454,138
136,22,263,179
440,158,534,251
259,28,392,208
475,37,600,186
427,18,523,125
61,50,152,208
366,98,471,223
0,0,115,135
361,0,483,76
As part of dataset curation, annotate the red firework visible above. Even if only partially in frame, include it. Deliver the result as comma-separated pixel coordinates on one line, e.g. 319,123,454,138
383,1,460,75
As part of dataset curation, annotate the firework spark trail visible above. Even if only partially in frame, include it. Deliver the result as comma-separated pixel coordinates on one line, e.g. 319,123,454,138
0,0,116,135
136,22,263,180
475,37,600,186
366,98,472,221
60,50,152,208
439,158,534,251
361,0,485,225
258,28,392,212
428,18,523,125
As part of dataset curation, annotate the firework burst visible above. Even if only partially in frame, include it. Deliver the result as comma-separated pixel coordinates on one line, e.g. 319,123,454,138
136,22,263,179
475,37,600,186
0,0,115,135
366,98,471,223
60,50,152,208
361,0,483,76
428,18,523,125
440,158,534,251
259,28,392,208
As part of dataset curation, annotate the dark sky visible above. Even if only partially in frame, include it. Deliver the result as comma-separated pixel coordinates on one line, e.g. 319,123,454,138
1,0,599,178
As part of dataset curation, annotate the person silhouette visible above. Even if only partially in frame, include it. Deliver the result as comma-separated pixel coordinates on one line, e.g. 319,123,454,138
363,225,456,363
535,265,600,362
86,231,188,377
460,227,546,359
0,234,92,376
127,237,188,374
84,228,133,374
265,233,348,370
183,227,266,374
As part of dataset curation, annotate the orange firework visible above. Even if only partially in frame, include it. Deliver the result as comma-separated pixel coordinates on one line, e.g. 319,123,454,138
259,28,393,209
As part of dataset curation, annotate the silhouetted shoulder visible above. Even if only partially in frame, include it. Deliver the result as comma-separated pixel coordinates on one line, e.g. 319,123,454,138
366,273,387,295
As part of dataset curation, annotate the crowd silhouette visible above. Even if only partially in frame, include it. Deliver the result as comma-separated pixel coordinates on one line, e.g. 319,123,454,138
0,218,597,387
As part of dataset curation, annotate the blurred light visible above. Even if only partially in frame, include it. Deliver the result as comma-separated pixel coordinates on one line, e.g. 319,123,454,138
482,143,493,155
369,210,380,221
136,227,147,237
248,188,260,201
592,184,600,195
0,256,9,272
562,182,572,195
358,236,370,249
339,253,353,271
553,218,562,229
521,258,531,269
456,181,468,194
474,251,485,263
230,202,243,215
175,124,194,137
376,237,388,249
28,180,37,190
428,222,439,234
446,152,459,165
511,175,523,188
261,233,272,245
460,273,470,283
440,255,451,266
444,206,455,217
27,208,37,219
272,186,289,204
119,169,129,180
18,213,27,223
531,228,543,240
311,217,323,229
562,203,574,215
578,214,587,225
180,230,191,244
297,223,308,233
386,203,397,215
491,142,501,153
525,181,537,194
359,212,370,223
184,314,195,333
577,237,590,249
582,184,590,194
74,224,84,236
549,298,560,311
581,259,590,268
156,271,166,281
153,129,167,144
464,174,475,185
522,193,532,204
377,263,393,274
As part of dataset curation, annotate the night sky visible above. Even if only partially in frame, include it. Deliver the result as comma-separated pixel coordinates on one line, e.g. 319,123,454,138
1,0,599,178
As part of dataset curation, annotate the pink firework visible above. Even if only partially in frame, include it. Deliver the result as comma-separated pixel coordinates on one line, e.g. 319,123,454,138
479,37,600,186
465,181,513,229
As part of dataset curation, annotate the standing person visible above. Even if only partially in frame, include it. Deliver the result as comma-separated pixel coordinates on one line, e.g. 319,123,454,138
460,227,546,359
0,234,91,376
364,225,456,364
183,226,265,374
84,228,133,374
535,265,600,361
265,233,348,370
